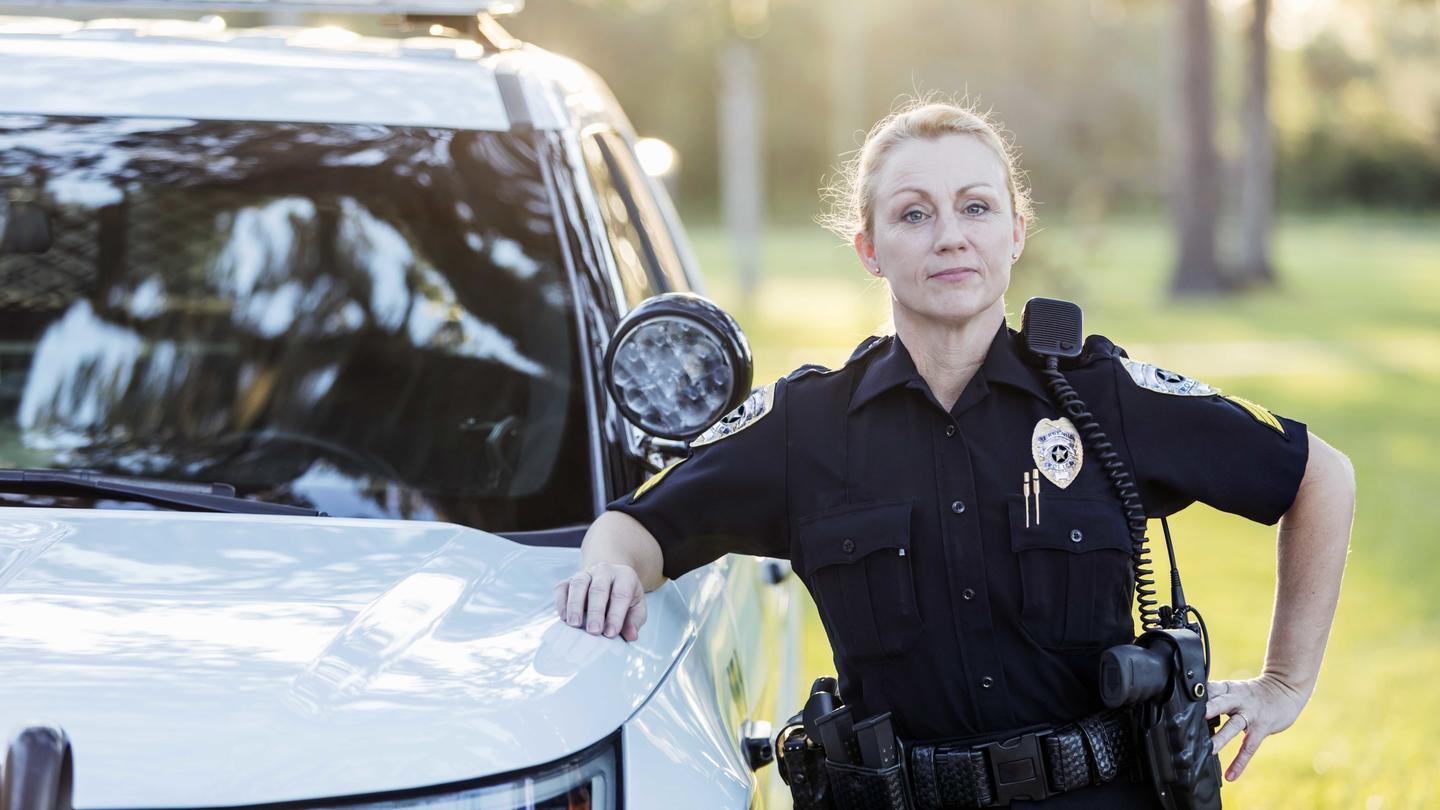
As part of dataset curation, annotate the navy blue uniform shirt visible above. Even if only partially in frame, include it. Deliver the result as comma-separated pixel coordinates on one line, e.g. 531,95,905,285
608,319,1308,806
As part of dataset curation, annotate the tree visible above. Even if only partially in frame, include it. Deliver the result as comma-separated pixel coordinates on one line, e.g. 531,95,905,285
1238,0,1275,285
1169,0,1226,296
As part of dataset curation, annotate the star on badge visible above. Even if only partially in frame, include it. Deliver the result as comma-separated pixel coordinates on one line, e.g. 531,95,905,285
1031,417,1083,489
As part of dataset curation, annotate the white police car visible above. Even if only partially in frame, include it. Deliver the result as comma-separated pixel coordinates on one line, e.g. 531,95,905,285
0,3,801,807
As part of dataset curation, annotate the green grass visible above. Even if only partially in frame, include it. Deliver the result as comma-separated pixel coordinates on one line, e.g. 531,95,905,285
689,214,1440,809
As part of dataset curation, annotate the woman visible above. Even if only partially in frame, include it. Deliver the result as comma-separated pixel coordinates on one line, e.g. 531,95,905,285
555,98,1355,808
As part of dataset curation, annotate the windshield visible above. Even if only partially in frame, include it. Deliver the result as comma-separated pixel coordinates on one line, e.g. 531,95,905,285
0,115,592,531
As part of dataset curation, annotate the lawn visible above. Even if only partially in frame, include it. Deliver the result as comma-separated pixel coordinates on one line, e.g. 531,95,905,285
686,214,1440,809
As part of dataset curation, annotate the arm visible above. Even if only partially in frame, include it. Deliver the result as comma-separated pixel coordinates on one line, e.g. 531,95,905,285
554,510,665,642
1206,431,1357,780
555,378,792,642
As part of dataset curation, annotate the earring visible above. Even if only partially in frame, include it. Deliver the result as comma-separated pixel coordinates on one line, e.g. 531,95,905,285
1011,253,1019,260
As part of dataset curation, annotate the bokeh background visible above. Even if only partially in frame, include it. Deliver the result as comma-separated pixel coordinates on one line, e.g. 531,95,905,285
506,2,1440,807
4,0,1436,807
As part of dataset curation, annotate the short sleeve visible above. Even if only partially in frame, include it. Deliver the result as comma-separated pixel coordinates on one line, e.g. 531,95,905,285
1107,356,1309,525
606,378,789,580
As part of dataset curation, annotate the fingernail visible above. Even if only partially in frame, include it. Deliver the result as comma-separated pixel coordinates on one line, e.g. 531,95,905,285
604,624,617,637
587,620,600,633
567,613,579,627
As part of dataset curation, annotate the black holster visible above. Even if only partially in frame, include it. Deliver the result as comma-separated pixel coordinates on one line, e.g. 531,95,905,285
777,724,834,810
778,723,913,810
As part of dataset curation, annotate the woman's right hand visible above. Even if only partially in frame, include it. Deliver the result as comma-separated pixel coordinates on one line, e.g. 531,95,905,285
554,561,648,641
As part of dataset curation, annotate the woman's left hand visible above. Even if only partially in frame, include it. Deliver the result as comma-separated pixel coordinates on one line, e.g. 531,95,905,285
1204,675,1310,782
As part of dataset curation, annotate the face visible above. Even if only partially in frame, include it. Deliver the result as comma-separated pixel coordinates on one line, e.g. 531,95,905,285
853,133,1025,329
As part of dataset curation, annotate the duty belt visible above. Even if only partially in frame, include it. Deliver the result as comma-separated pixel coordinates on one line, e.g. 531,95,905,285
905,709,1137,809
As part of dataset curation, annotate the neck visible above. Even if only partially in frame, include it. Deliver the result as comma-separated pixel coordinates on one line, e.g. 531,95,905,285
892,300,1006,412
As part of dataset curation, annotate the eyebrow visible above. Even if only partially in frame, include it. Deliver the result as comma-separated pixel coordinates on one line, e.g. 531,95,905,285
889,183,998,202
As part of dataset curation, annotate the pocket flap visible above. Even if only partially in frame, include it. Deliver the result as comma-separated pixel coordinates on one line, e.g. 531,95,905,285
1008,493,1131,554
797,500,912,576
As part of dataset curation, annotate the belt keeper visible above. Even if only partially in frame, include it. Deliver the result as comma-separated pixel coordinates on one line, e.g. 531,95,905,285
1077,714,1119,783
911,745,939,808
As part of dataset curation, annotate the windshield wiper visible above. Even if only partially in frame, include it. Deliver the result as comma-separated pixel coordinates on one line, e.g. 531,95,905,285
0,469,323,516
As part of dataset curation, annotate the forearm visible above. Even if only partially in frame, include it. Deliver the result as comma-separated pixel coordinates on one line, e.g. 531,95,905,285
580,510,667,591
1261,432,1356,698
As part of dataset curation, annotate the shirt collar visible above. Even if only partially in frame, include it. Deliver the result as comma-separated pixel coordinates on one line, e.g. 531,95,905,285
848,319,1052,414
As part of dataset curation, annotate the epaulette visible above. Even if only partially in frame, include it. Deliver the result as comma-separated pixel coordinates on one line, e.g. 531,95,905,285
1078,334,1125,364
786,363,834,382
786,334,890,384
845,334,890,365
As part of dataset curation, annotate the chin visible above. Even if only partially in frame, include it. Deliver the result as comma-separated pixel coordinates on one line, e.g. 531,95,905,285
906,290,1004,327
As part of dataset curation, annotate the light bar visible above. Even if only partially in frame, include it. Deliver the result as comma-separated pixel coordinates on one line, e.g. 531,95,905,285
0,0,523,15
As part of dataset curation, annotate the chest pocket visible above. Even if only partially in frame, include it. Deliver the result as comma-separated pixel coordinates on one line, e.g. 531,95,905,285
1008,493,1133,650
797,500,922,662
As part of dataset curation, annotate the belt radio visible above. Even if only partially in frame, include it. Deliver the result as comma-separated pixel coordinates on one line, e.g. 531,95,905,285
1019,297,1223,810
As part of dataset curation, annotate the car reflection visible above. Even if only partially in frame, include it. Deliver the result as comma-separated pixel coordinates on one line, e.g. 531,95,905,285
0,115,594,531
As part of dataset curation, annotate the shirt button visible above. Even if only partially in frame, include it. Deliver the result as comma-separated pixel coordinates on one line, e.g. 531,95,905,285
842,539,856,554
944,424,957,437
1070,529,1083,543
962,588,975,601
951,500,966,514
980,675,994,689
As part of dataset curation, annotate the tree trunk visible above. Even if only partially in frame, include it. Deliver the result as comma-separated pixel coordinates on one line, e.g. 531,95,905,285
1239,0,1275,285
1170,0,1226,296
718,37,763,303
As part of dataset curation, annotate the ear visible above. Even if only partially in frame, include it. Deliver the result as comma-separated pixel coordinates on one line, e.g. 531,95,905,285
1011,213,1027,261
853,230,882,277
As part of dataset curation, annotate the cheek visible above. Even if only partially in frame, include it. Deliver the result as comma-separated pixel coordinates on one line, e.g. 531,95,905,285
978,222,1016,253
874,227,927,265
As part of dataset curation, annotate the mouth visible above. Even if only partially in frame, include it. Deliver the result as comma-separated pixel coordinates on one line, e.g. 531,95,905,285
928,267,980,281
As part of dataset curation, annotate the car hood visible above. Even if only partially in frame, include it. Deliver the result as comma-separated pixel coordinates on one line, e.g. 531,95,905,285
0,508,693,808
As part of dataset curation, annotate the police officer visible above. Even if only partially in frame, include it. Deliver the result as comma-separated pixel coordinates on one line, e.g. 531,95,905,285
555,100,1355,808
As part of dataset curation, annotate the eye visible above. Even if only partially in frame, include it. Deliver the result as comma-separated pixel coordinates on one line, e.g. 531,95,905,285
902,209,928,223
964,202,990,215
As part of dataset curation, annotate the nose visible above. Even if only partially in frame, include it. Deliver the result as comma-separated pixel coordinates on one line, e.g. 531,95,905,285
933,207,969,254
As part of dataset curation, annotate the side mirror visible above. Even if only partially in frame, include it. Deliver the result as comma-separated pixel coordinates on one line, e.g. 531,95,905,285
603,293,752,442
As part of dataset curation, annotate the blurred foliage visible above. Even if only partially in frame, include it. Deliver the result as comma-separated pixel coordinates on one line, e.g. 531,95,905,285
507,0,1440,221
694,214,1440,808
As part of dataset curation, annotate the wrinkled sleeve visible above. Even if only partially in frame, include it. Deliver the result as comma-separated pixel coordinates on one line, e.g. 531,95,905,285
606,378,790,580
1108,359,1309,525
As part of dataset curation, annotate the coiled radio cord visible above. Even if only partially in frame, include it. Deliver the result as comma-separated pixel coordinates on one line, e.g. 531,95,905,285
1040,356,1162,633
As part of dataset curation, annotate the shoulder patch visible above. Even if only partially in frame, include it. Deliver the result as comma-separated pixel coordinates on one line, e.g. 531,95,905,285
1221,394,1286,435
690,381,776,448
1117,356,1220,397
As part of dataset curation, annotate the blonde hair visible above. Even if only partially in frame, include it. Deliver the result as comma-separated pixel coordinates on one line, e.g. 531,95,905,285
818,94,1034,242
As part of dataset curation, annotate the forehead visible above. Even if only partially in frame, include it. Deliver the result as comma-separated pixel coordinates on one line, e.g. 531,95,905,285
875,133,1008,199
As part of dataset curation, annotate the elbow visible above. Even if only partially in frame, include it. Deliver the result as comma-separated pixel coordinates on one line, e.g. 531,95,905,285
1284,431,1356,529
1314,434,1357,497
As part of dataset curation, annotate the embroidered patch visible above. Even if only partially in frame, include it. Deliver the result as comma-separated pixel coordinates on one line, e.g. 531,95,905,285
1032,417,1084,489
631,458,685,502
1222,394,1285,435
689,382,776,448
1118,356,1220,397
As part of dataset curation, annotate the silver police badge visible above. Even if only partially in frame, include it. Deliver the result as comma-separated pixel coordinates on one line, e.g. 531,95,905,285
690,382,776,448
1031,417,1083,489
1118,356,1219,397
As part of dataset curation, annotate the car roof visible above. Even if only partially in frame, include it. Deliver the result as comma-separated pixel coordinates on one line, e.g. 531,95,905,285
0,12,629,134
